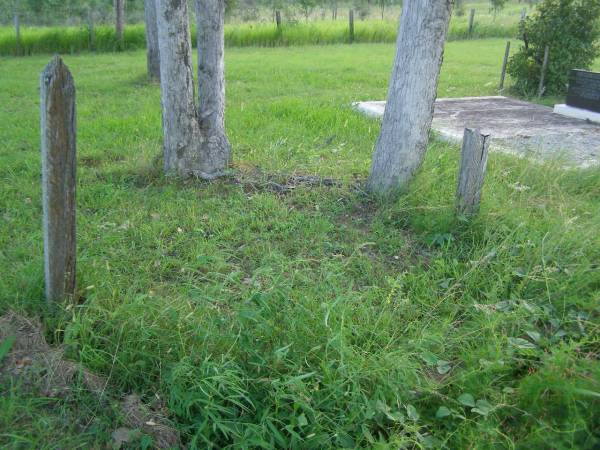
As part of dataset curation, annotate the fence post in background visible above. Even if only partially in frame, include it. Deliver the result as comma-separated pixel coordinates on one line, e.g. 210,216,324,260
13,9,21,56
349,9,354,43
468,9,475,37
88,8,96,51
40,56,77,303
537,45,549,97
499,40,510,90
456,128,490,216
275,10,281,30
115,0,125,50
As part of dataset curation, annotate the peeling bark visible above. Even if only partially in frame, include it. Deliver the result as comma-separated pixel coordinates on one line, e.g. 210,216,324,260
367,0,452,195
156,0,231,179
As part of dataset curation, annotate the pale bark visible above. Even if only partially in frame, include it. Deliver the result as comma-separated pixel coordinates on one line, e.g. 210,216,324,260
196,0,227,133
156,0,231,178
367,0,452,195
144,0,160,80
40,56,77,302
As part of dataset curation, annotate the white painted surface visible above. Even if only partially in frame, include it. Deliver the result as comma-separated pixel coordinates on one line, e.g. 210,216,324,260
553,104,600,124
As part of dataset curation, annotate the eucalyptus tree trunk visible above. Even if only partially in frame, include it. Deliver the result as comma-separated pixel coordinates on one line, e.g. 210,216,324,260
144,0,160,80
367,0,452,196
115,0,125,49
195,0,230,158
156,0,230,178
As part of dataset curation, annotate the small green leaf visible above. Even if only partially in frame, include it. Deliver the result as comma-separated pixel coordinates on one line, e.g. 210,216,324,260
419,351,439,366
525,330,541,342
457,393,475,407
406,404,419,421
297,413,308,427
435,406,452,418
472,399,494,416
436,360,451,374
508,337,537,349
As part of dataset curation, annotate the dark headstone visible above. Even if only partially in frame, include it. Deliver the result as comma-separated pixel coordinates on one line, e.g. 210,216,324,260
566,69,600,113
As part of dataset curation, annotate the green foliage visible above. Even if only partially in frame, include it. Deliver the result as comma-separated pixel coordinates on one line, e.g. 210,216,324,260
1,41,600,447
507,0,600,96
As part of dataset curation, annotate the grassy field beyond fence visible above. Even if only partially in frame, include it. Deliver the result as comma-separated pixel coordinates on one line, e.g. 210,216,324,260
0,18,519,56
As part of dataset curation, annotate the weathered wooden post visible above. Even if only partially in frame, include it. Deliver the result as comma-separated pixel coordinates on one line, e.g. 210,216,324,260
456,128,490,216
468,9,475,37
537,46,549,97
40,56,76,302
349,9,354,43
275,10,282,29
13,3,21,56
115,0,125,50
87,8,96,51
499,40,510,90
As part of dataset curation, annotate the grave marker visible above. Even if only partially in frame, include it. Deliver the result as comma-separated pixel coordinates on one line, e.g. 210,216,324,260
566,70,600,113
456,128,490,216
554,69,600,123
40,56,76,302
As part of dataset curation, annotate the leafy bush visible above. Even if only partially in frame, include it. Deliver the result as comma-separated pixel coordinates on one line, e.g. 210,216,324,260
507,0,600,96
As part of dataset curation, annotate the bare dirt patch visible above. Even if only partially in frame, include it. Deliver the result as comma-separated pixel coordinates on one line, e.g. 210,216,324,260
0,312,180,449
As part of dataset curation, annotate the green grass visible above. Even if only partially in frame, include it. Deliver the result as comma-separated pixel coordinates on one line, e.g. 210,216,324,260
0,2,524,56
1,40,599,448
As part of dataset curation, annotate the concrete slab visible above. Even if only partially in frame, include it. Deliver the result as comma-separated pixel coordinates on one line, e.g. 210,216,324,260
353,96,600,167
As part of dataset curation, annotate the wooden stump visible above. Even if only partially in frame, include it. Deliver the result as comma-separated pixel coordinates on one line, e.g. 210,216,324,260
349,9,354,43
40,56,76,302
275,10,282,29
456,128,490,216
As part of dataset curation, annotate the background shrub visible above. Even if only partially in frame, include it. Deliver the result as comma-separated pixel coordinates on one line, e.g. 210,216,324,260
507,0,600,96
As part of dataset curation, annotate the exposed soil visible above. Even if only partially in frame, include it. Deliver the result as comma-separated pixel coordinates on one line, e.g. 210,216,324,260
0,312,180,449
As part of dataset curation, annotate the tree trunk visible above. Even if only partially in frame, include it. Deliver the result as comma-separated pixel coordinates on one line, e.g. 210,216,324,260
196,0,227,134
196,0,232,174
367,0,452,195
144,0,160,80
156,0,230,178
115,0,125,49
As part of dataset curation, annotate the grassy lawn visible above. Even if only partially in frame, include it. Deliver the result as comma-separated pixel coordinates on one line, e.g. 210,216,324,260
1,40,599,448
